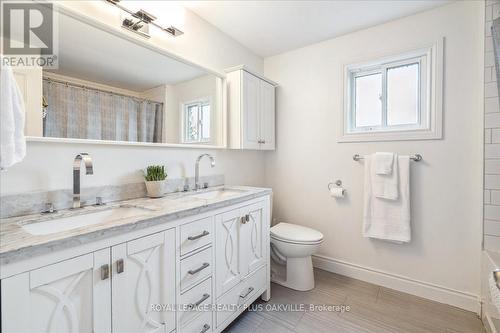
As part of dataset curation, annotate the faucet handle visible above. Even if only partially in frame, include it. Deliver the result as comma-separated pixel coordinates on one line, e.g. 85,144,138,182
95,197,105,206
42,203,56,214
183,184,190,192
203,182,209,189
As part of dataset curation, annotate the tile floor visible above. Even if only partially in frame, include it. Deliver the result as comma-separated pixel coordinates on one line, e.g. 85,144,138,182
223,269,485,333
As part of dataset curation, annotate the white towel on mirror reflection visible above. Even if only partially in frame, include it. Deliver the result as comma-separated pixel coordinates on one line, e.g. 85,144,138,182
374,152,394,175
0,65,26,170
363,155,411,243
372,153,398,200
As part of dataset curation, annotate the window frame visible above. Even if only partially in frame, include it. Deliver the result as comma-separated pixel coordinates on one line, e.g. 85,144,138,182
339,39,443,142
181,98,211,144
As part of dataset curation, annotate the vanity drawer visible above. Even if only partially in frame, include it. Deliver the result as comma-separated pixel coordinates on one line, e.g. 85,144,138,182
180,247,213,291
179,277,213,326
180,217,213,255
180,311,212,333
216,265,266,328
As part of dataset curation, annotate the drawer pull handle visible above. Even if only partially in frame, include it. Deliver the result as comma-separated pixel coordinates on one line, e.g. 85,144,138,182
240,287,254,299
241,214,250,224
188,262,210,275
116,259,124,274
200,324,210,333
100,264,110,280
188,230,210,241
188,293,210,310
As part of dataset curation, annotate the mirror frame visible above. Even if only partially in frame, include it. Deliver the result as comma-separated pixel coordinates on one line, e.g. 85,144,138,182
27,3,227,149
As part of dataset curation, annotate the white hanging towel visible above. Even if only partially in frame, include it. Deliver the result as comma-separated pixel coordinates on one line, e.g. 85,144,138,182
363,154,411,243
0,65,26,170
372,152,398,200
374,152,394,175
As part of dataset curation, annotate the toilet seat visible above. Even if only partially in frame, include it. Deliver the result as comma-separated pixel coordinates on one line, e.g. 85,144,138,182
270,223,323,245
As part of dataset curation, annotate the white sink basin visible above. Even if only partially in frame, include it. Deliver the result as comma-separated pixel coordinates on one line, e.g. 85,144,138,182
22,207,150,236
189,189,244,200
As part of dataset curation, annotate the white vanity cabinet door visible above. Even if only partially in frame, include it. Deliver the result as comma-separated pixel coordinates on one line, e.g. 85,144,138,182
259,80,276,150
239,202,266,277
215,208,242,297
1,249,111,333
111,229,176,333
241,70,261,150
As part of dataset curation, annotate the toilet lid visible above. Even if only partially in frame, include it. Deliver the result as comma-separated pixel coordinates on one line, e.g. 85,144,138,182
270,223,323,243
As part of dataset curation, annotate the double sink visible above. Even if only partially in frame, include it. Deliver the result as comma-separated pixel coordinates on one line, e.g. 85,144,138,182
20,188,245,236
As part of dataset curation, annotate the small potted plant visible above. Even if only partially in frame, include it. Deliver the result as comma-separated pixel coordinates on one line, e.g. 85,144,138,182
144,165,167,198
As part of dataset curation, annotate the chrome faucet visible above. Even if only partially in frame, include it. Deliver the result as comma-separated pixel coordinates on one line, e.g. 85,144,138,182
195,154,215,191
73,153,93,209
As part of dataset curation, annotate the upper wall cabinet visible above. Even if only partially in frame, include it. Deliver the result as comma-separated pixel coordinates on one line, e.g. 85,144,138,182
226,66,277,150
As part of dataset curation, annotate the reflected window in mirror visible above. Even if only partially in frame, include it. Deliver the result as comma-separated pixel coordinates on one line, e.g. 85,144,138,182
183,99,211,144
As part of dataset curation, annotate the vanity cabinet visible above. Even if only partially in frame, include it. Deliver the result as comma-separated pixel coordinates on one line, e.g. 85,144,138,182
0,194,271,333
215,202,266,297
112,230,176,333
214,202,268,328
1,249,111,333
1,230,176,333
226,66,277,150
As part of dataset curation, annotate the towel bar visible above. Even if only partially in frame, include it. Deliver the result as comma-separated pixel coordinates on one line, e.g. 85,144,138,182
353,154,422,162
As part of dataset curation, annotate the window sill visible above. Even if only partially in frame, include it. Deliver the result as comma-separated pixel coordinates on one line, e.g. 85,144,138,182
337,128,442,143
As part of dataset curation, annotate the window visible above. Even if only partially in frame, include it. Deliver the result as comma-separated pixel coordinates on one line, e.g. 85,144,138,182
183,100,210,143
340,41,443,142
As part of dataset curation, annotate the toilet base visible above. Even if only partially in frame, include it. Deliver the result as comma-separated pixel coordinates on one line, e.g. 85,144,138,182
271,255,315,291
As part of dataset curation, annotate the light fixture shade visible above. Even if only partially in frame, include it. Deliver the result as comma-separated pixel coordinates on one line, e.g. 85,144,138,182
104,0,184,37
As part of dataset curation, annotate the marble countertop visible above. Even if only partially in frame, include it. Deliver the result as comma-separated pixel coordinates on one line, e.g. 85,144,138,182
0,186,271,264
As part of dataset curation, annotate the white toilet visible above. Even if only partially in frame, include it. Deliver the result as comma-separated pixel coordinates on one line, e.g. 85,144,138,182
270,222,323,291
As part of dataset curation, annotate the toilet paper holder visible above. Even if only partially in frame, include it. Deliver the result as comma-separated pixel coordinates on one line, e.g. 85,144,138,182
327,180,342,191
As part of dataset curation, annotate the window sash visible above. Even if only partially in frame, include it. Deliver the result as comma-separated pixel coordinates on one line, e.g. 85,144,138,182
347,55,427,134
183,100,210,143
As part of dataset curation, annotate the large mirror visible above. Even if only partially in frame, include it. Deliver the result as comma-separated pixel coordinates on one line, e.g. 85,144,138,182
17,9,225,147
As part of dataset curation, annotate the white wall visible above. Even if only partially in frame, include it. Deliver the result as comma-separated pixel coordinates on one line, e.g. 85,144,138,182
0,1,265,195
264,1,483,310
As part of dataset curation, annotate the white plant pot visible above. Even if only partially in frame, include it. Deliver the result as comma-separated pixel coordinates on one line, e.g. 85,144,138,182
145,180,165,198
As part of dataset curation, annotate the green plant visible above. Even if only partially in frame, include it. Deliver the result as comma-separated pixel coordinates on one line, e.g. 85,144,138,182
144,165,167,181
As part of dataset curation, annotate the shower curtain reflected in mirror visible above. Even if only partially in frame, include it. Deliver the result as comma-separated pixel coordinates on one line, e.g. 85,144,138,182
42,79,164,143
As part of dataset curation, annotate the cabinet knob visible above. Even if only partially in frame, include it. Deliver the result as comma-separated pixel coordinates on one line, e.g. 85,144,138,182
200,324,211,333
116,259,124,274
100,264,110,280
241,214,250,224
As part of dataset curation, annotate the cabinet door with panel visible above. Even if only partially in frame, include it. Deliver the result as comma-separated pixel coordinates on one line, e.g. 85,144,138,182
227,67,276,150
215,201,267,298
259,80,276,150
1,249,111,333
241,70,261,150
239,202,266,277
215,208,242,297
111,229,176,333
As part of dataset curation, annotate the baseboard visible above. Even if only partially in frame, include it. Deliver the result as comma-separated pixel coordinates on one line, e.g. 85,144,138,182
484,313,498,333
312,254,480,313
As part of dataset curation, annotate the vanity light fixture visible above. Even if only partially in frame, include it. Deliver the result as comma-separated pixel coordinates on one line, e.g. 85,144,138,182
104,0,184,38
